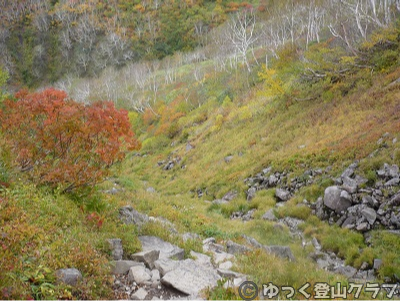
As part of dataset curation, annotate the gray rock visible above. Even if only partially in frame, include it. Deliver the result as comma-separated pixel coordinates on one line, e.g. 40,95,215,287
246,187,256,201
131,287,148,300
265,245,295,261
335,265,357,278
373,259,382,270
111,260,145,275
341,163,358,178
146,187,156,193
263,167,272,175
131,250,160,269
360,262,369,270
226,240,251,255
219,261,233,270
161,259,221,296
268,175,278,186
242,235,263,249
242,209,255,221
388,164,399,178
202,237,216,245
315,197,326,219
342,216,356,229
342,176,358,194
154,258,179,276
224,156,234,163
361,207,377,225
217,269,243,278
262,209,277,222
275,188,291,202
186,143,194,152
119,206,149,227
312,237,322,251
356,222,369,232
55,268,82,286
139,236,184,260
128,265,152,284
340,190,352,203
222,191,237,202
107,238,123,260
213,252,234,265
355,175,368,186
190,251,212,267
385,177,400,186
151,269,161,282
203,242,225,253
324,186,351,213
362,196,379,209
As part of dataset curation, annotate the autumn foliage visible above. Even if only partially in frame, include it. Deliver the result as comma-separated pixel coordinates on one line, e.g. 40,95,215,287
0,88,140,191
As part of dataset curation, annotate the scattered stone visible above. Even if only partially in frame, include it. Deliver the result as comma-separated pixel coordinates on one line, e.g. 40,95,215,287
226,240,251,255
361,207,377,225
55,268,82,286
213,252,234,265
324,186,351,213
119,206,149,227
224,156,234,163
161,259,221,297
190,251,212,267
275,188,291,202
312,238,322,251
373,259,382,270
154,258,179,277
139,236,184,260
360,262,369,270
127,265,152,284
186,143,194,152
151,269,161,282
219,261,233,270
147,187,156,193
131,250,160,270
385,177,400,186
246,187,256,201
107,238,123,260
356,222,369,232
261,209,277,221
342,176,358,194
111,260,144,275
131,287,148,300
335,265,357,278
222,191,237,202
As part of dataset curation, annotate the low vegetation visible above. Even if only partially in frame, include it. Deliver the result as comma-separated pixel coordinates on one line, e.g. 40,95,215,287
1,1,400,299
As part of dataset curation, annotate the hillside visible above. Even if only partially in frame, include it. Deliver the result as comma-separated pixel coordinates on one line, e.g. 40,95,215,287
1,0,400,300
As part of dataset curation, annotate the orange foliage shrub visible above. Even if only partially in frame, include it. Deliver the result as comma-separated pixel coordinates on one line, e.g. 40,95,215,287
0,88,140,191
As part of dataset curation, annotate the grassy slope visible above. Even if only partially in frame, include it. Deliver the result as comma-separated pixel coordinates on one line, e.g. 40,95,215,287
1,29,400,300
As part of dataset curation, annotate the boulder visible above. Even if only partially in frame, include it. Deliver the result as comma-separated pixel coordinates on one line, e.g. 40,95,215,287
55,268,82,286
190,251,212,267
324,186,351,213
127,265,152,284
111,260,144,275
139,236,184,260
217,269,243,278
373,259,382,270
275,188,291,202
154,258,179,276
361,207,377,225
385,177,400,186
131,250,160,269
342,176,358,194
268,174,278,186
213,252,234,265
341,162,358,178
219,261,233,270
131,288,148,300
161,259,221,296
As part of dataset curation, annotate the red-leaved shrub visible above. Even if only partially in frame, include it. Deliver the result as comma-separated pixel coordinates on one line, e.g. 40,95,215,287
0,88,140,191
